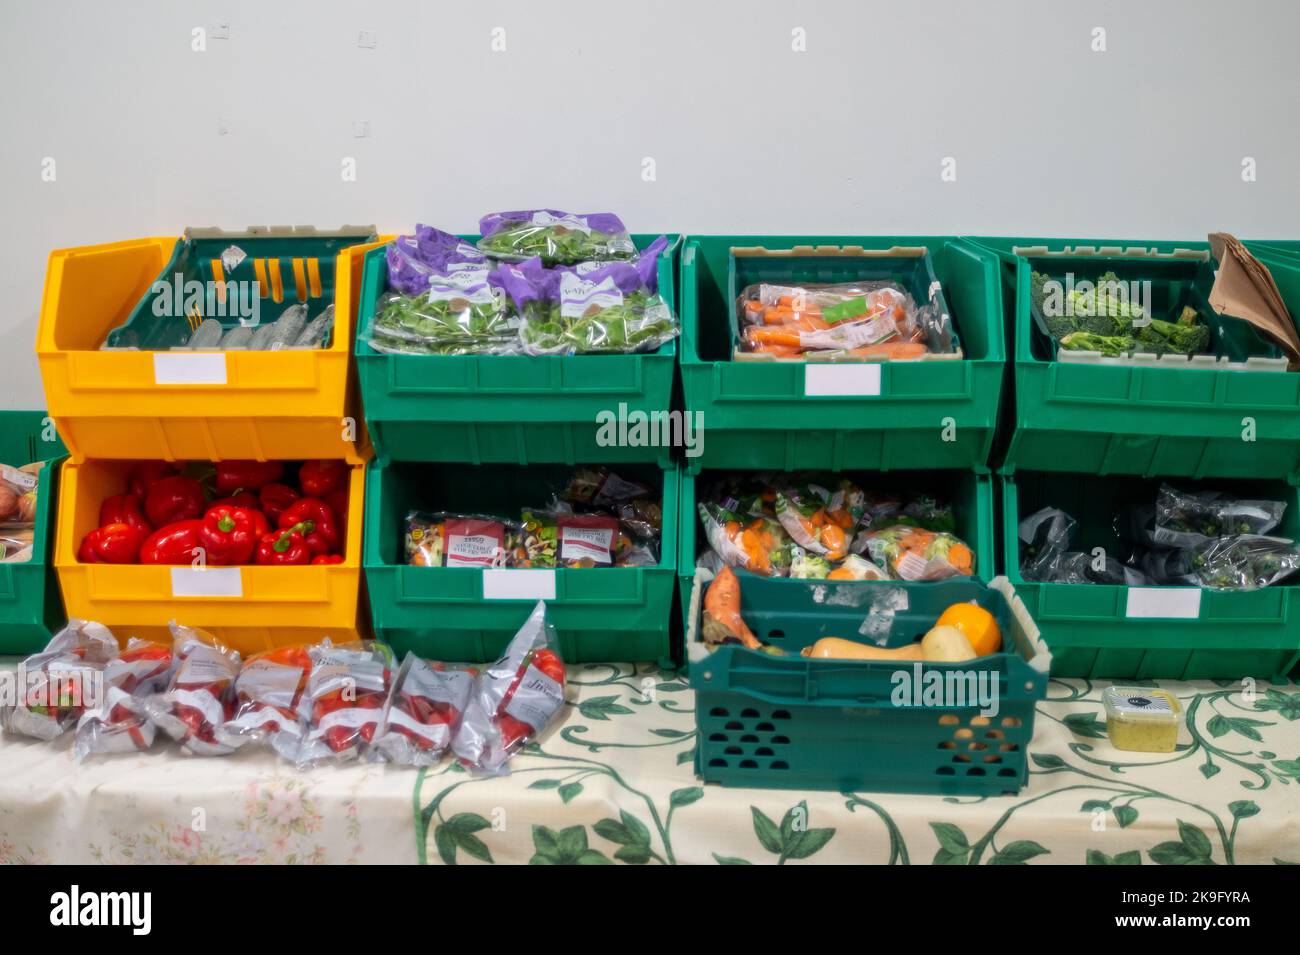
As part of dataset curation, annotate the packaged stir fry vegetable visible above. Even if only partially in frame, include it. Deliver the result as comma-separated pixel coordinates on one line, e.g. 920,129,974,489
863,525,974,580
2,620,119,741
370,654,474,766
73,638,174,759
775,483,853,560
145,623,242,756
297,640,394,767
452,601,567,775
406,512,515,568
477,210,637,265
735,280,956,361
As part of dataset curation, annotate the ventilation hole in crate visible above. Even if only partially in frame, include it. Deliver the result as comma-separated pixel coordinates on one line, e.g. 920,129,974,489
984,755,1003,764
709,707,729,718
724,721,743,731
740,759,758,769
985,730,1004,740
708,758,727,768
954,728,973,740
938,715,960,726
1001,716,1022,728
724,746,742,756
740,734,759,743
969,742,988,751
998,768,1016,777
772,710,792,720
708,733,728,743
770,760,789,770
936,766,955,776
969,716,991,727
771,735,790,745
999,742,1020,753
741,708,760,719
756,722,775,732
937,741,956,750
768,629,785,640
756,747,774,757
966,767,986,777
952,754,971,763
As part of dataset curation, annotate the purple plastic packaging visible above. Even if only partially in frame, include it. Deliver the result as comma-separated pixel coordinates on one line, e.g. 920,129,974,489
386,225,486,296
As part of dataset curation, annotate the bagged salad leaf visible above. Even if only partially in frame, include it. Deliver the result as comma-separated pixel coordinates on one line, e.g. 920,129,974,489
863,525,974,580
452,601,567,775
370,654,474,766
370,266,520,356
297,640,394,767
3,619,119,741
386,225,488,296
73,638,174,759
477,210,636,265
145,623,242,756
218,643,313,758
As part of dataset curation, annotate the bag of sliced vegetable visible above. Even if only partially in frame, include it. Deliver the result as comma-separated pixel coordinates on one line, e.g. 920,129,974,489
406,512,518,568
477,209,637,265
863,525,975,580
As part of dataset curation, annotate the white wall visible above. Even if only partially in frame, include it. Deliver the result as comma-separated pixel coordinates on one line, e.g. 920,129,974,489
3,0,1298,408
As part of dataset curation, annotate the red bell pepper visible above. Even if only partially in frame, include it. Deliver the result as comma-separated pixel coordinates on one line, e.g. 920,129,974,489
299,460,348,498
144,475,206,527
128,461,180,501
311,554,344,565
254,524,312,565
98,494,152,534
198,505,269,565
278,497,340,558
214,460,284,494
139,520,205,565
209,490,260,512
259,483,300,523
79,522,146,564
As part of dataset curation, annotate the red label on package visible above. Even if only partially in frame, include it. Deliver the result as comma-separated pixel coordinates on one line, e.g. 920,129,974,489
558,515,618,565
445,518,506,568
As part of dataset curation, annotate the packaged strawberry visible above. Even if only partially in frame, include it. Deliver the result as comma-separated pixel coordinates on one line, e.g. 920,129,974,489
451,601,567,775
73,638,174,759
144,622,242,756
296,640,394,767
370,653,474,766
219,644,313,759
3,619,120,741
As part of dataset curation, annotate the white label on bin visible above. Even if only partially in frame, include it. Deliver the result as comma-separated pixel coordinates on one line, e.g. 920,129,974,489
1125,587,1201,619
482,569,556,601
153,352,227,385
171,567,243,598
804,363,881,397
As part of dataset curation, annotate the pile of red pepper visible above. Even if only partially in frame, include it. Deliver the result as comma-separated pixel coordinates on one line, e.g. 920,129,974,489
78,459,350,567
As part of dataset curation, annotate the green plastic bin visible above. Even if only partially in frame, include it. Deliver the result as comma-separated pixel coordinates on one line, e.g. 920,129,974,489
105,226,377,348
677,467,997,638
363,459,678,662
1001,470,1300,681
686,573,1050,796
968,237,1300,480
680,236,1005,473
0,412,67,653
355,234,681,466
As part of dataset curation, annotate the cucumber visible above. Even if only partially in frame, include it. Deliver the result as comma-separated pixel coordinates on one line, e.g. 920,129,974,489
265,304,308,351
248,321,279,350
219,325,254,349
186,318,224,349
294,305,336,349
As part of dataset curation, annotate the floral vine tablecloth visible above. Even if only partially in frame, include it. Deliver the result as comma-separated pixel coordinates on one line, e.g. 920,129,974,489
1,665,1297,865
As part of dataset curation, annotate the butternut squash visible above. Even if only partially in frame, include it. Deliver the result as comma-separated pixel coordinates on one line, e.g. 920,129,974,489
801,627,976,662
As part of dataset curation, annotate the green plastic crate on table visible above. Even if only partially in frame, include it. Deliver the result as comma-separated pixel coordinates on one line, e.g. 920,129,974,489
685,573,1050,796
967,236,1300,480
1001,470,1300,681
354,234,680,466
363,459,678,662
680,235,1004,473
676,466,996,637
0,412,67,653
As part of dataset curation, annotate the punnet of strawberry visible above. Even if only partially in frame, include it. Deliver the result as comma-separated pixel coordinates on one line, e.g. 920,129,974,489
451,600,567,775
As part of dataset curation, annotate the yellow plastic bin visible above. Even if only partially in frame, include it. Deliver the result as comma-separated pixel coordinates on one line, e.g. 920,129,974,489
36,228,380,464
53,458,367,654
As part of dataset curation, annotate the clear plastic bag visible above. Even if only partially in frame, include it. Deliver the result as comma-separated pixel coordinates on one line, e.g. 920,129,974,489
1155,535,1300,591
0,461,42,529
73,638,174,759
697,500,793,577
405,512,517,568
863,525,975,580
2,619,119,741
1017,507,1078,582
477,210,636,265
144,623,241,756
1151,484,1287,547
451,601,567,775
386,226,488,296
369,269,520,357
775,483,852,560
370,654,474,767
296,641,394,767
219,644,313,758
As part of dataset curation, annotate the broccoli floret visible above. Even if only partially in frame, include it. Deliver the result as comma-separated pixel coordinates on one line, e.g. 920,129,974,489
1031,271,1075,341
1135,318,1210,356
1059,331,1137,356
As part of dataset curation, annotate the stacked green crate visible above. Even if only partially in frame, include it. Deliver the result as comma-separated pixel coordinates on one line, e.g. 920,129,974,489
972,237,1300,680
357,234,682,663
0,412,67,653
